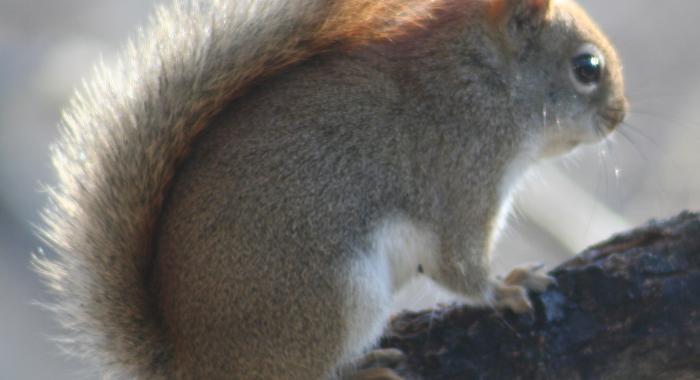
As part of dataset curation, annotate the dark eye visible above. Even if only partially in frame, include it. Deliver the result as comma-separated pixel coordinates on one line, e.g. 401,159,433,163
572,53,603,85
569,44,605,94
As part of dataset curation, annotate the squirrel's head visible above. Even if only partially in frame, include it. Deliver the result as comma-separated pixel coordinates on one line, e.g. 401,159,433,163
325,0,625,158
487,0,627,158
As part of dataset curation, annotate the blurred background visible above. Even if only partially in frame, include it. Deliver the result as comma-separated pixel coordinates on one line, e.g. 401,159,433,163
1,0,698,378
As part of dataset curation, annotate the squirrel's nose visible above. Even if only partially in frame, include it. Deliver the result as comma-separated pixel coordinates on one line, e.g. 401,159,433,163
600,99,627,131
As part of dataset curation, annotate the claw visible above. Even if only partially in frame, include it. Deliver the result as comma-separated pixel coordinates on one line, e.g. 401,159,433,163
488,264,555,314
356,348,405,369
343,348,406,380
503,263,555,292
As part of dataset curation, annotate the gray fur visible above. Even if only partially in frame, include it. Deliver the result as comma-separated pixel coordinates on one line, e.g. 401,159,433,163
36,0,626,379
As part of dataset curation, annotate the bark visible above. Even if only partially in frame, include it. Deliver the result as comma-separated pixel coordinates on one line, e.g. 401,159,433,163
380,212,700,380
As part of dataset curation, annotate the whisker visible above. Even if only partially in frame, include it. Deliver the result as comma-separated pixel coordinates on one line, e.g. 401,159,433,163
619,121,665,153
615,127,650,162
582,146,606,241
593,117,607,140
624,122,688,180
626,92,687,104
606,133,627,186
601,138,611,198
629,109,700,132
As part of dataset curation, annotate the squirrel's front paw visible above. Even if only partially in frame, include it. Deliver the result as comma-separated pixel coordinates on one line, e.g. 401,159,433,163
342,348,405,380
489,264,555,313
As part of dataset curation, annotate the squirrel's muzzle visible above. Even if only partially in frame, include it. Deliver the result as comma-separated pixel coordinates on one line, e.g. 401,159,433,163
599,99,627,132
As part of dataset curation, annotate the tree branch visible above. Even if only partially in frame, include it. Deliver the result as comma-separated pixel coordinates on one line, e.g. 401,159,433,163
381,212,700,379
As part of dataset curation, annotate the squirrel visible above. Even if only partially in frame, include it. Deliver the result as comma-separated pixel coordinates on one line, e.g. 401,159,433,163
35,0,627,378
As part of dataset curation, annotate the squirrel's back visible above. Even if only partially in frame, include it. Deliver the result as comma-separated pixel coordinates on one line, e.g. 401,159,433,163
35,0,450,378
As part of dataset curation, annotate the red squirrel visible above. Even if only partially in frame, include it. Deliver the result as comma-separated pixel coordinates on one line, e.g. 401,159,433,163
37,0,626,378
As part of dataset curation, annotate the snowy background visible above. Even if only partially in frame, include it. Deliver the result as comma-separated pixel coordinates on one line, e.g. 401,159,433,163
1,0,699,378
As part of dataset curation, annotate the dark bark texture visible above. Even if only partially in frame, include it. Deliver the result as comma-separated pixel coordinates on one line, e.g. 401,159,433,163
380,212,700,380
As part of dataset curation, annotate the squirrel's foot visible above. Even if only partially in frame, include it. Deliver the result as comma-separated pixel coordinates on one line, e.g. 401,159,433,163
489,263,555,313
342,348,405,380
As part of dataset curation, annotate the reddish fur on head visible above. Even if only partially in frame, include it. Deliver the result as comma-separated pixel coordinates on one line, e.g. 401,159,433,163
488,0,551,25
313,0,469,48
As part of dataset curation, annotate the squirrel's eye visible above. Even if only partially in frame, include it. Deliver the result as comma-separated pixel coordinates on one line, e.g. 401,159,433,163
570,44,605,94
572,54,602,85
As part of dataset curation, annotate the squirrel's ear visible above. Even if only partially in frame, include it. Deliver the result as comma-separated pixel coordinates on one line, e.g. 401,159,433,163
490,0,551,31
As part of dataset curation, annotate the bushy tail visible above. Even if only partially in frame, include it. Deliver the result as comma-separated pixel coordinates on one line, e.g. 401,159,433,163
34,0,442,378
